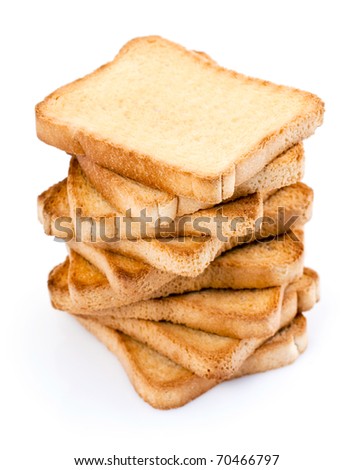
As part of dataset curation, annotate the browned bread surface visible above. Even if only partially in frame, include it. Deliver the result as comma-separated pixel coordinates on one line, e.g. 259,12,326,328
39,182,313,276
75,314,308,409
77,143,304,219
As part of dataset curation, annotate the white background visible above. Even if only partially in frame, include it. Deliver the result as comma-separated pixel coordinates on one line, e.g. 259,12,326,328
1,1,353,469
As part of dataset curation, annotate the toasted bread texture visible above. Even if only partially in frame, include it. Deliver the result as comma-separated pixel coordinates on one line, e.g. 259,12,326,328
68,231,304,308
77,143,304,219
77,275,316,380
39,182,313,276
76,314,308,409
48,253,319,340
67,156,263,240
36,36,324,203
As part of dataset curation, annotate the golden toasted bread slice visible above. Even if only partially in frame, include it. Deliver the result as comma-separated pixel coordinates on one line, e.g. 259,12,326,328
68,231,304,308
76,314,308,409
48,253,319,341
36,36,323,203
82,276,317,380
67,156,263,240
77,143,304,220
39,183,313,277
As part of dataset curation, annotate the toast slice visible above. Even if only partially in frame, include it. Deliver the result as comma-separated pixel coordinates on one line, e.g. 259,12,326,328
87,183,313,276
98,269,316,340
76,314,308,409
77,273,317,380
67,156,263,240
39,182,313,276
77,143,304,220
48,253,319,340
36,36,324,203
67,231,305,308
56,267,304,380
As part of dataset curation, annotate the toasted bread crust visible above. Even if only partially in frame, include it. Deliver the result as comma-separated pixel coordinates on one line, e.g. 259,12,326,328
76,314,307,409
39,182,313,276
77,143,304,219
49,257,314,386
67,232,304,308
67,156,264,240
48,255,318,340
79,283,311,380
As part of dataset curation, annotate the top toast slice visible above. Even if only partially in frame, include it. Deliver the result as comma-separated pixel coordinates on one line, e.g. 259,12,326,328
36,36,324,203
77,143,304,220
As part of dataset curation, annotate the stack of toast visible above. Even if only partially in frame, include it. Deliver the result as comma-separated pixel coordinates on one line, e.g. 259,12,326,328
36,36,324,409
